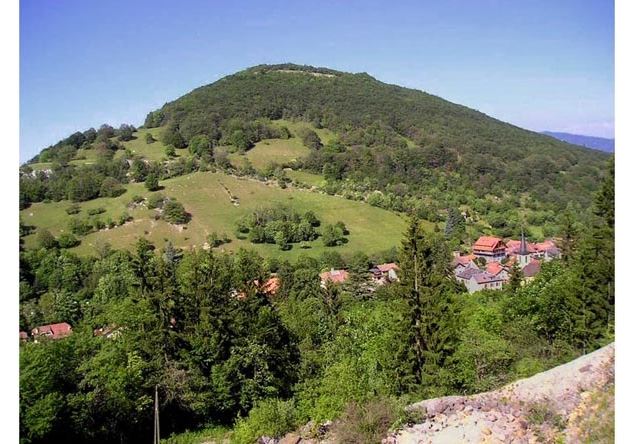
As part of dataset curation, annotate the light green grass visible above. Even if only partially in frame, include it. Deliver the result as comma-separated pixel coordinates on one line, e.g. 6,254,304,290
273,119,336,145
21,171,408,260
239,138,310,170
286,169,325,187
25,162,53,171
117,128,190,162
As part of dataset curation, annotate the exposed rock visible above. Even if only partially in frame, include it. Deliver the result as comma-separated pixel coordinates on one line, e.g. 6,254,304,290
385,343,614,444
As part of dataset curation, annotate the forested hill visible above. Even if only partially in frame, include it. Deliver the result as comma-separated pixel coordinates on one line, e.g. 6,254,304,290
145,63,609,207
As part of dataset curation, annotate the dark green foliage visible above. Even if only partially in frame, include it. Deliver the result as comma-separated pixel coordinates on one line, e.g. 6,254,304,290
144,110,165,128
145,132,156,144
162,199,189,224
57,233,80,249
396,217,462,394
36,229,57,249
239,206,319,246
162,123,187,149
165,145,177,158
444,207,465,241
147,193,166,209
299,128,322,150
86,207,105,216
117,124,136,141
99,176,125,197
145,173,160,191
146,63,607,213
321,223,346,247
67,218,93,236
188,134,212,157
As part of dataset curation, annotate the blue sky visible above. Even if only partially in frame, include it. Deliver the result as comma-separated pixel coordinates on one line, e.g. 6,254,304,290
20,0,614,162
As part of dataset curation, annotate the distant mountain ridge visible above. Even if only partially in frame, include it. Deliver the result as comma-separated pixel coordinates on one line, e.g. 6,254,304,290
542,131,614,152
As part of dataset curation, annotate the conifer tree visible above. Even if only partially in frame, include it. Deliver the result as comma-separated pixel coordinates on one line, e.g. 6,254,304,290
397,216,461,393
507,261,523,292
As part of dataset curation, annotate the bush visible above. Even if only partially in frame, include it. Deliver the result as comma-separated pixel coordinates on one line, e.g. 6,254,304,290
144,133,155,144
87,207,105,216
100,177,125,198
68,218,93,236
331,398,401,444
65,204,81,215
36,229,57,249
147,193,166,210
232,399,297,444
118,212,131,225
57,233,80,249
145,173,160,191
162,199,189,224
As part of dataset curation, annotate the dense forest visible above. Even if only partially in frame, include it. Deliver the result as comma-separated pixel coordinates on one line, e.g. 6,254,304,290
19,63,614,443
19,158,614,443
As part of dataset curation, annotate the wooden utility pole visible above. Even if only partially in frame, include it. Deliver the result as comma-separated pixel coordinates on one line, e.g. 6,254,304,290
153,385,160,444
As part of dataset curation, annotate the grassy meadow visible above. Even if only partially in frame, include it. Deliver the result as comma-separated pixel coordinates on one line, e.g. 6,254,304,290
21,171,408,260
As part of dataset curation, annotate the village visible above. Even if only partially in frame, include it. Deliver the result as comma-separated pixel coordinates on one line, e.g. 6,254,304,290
20,232,561,343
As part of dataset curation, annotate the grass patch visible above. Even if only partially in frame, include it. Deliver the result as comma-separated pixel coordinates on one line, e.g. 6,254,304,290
118,128,189,162
287,169,325,187
21,171,409,260
161,425,230,444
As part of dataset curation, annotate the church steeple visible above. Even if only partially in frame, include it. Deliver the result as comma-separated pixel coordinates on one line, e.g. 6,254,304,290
518,229,531,267
520,229,528,255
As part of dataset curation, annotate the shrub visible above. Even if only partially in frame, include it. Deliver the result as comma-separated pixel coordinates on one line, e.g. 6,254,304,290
147,193,166,209
57,233,80,249
144,133,155,144
65,204,81,215
87,207,105,216
100,177,125,198
331,398,401,444
232,399,297,444
118,211,131,225
36,229,57,249
145,173,160,191
162,199,189,224
68,218,93,236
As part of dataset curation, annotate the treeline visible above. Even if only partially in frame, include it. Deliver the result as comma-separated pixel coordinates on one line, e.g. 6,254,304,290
19,161,614,443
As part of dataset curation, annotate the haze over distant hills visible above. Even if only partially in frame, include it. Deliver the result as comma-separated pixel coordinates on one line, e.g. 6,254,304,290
542,131,614,153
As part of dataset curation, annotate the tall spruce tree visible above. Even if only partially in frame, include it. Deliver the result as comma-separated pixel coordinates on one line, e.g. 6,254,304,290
397,216,461,394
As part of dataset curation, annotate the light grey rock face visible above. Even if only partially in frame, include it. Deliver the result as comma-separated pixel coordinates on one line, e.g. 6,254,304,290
385,343,614,444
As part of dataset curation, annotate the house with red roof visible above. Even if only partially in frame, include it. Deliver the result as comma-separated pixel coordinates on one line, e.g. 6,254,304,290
319,268,349,287
19,331,28,342
485,261,509,281
522,259,541,281
451,253,478,275
472,236,507,262
370,263,400,284
456,267,506,293
31,322,72,342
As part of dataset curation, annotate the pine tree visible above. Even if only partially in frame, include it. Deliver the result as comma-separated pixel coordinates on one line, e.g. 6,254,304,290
397,216,461,393
507,261,523,292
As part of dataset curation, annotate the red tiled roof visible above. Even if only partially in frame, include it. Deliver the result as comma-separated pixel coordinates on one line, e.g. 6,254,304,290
473,236,505,252
376,263,399,273
32,322,72,339
506,239,537,254
474,272,506,284
320,269,349,284
262,276,281,295
486,262,505,275
534,240,557,252
522,259,541,278
19,331,28,340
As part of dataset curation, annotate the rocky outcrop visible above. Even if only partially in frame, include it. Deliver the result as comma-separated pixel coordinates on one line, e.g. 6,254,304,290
384,343,614,444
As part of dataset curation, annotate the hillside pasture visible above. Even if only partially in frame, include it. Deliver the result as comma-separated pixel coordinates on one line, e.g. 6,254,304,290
21,171,408,260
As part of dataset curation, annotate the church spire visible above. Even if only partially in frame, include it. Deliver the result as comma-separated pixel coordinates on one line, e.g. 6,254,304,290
520,229,528,256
